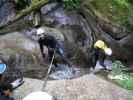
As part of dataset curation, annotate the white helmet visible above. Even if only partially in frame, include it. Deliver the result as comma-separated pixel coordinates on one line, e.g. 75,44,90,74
23,91,55,100
104,48,112,56
36,28,45,36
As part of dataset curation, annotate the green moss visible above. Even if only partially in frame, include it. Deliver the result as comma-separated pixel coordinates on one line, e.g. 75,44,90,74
116,75,133,91
85,0,133,30
111,60,133,91
63,0,81,10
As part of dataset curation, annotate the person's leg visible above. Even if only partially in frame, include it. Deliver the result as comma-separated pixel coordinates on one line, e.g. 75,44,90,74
89,48,98,70
99,53,107,69
57,47,72,67
91,53,98,69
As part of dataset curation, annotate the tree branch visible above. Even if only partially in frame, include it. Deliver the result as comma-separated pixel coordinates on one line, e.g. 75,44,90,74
0,0,49,29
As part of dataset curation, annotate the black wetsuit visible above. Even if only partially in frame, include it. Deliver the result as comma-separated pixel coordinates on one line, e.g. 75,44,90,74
89,47,106,69
38,35,70,67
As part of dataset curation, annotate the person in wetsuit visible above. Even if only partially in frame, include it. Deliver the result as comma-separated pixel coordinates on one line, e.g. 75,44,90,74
89,40,112,70
36,27,72,68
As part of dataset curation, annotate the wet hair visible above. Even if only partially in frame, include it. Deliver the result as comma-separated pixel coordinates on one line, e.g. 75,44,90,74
0,82,13,92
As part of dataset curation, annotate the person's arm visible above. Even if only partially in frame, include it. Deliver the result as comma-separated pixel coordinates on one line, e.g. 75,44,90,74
38,40,45,58
0,82,13,97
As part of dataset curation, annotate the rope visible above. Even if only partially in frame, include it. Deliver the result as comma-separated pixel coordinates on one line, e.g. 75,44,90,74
41,49,56,91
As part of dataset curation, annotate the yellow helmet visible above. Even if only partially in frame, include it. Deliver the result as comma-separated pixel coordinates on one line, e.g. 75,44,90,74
94,40,105,49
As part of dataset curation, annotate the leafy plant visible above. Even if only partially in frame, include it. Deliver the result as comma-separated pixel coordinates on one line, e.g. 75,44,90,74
113,0,133,29
89,0,133,31
111,60,125,75
14,0,30,10
63,0,81,10
119,16,133,30
111,60,133,91
116,74,133,90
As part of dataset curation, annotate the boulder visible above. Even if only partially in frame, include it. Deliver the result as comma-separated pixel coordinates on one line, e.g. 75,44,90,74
14,75,133,100
45,74,133,100
14,78,44,100
0,32,48,79
0,1,16,26
1,0,133,66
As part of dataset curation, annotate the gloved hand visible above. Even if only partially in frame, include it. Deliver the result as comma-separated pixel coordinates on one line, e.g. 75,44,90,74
58,48,65,57
11,78,24,89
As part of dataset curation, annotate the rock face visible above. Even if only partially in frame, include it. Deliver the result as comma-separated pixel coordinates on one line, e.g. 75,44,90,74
14,78,44,100
1,1,133,64
0,1,16,26
0,32,48,79
14,75,133,100
45,74,133,100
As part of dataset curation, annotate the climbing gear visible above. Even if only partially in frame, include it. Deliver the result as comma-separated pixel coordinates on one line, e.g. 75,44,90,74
0,63,6,74
23,91,55,100
42,49,56,91
104,48,112,56
94,40,107,50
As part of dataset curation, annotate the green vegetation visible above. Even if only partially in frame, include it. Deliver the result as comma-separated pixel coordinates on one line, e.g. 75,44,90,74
15,0,81,10
116,74,133,91
87,0,133,30
63,0,81,10
111,61,133,91
14,0,30,10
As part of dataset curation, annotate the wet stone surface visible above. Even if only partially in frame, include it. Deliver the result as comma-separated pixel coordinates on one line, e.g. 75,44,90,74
49,64,81,80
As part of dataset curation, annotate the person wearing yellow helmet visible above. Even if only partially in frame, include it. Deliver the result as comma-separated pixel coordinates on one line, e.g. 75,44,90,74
89,40,112,70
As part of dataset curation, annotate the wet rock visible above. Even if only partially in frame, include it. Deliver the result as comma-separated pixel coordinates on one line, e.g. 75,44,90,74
14,75,133,100
0,0,133,63
14,78,44,100
0,32,48,79
0,1,16,26
49,64,80,80
118,33,133,61
0,2,93,67
45,74,133,100
95,60,112,70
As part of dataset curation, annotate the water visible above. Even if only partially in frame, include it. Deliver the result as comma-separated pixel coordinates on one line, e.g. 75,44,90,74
49,64,80,80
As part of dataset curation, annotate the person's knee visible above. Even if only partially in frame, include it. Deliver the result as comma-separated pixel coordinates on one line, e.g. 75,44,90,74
58,48,65,57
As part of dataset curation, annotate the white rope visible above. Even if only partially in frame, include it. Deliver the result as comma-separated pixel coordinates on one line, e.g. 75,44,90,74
42,49,56,91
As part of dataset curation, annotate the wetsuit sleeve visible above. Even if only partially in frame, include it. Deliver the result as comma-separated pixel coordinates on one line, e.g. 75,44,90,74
40,43,44,55
38,39,44,55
